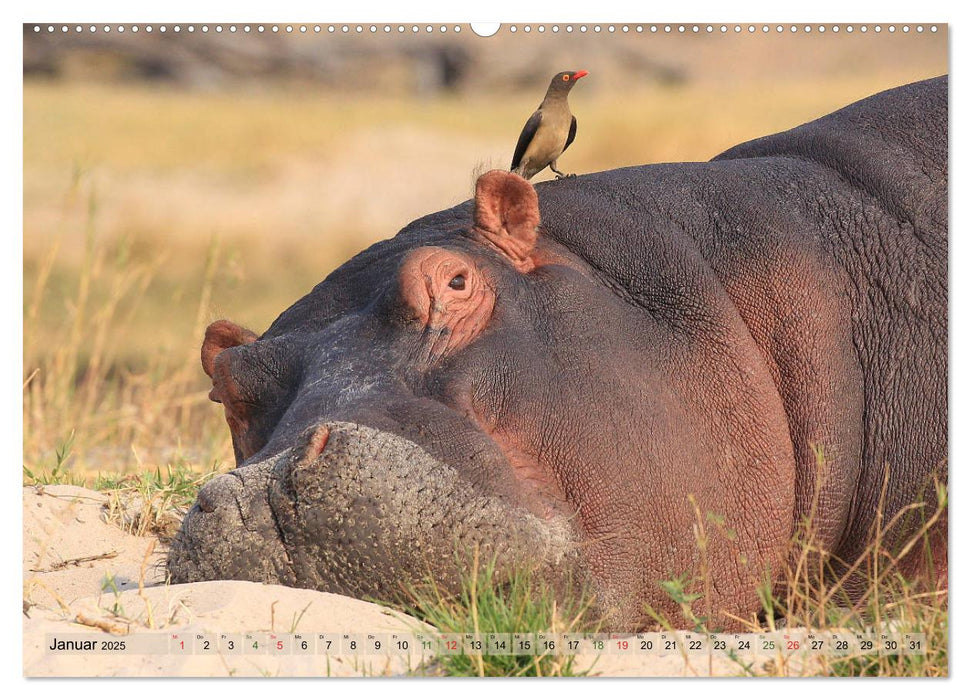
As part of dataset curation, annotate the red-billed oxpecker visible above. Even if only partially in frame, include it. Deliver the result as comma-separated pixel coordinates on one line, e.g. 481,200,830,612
510,70,588,180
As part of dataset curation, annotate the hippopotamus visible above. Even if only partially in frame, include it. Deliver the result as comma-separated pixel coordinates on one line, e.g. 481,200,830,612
168,76,947,631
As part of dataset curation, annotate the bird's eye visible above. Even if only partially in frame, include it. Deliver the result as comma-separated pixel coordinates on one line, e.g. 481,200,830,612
562,74,570,81
448,274,466,291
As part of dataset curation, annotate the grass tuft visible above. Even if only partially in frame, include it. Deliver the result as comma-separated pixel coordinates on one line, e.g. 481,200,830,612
400,552,599,677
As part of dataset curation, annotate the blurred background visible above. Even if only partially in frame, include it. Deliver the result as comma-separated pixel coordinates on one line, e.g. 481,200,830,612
23,24,948,481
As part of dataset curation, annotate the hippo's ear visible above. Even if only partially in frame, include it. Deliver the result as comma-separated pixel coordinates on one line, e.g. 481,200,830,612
201,320,258,379
473,170,539,272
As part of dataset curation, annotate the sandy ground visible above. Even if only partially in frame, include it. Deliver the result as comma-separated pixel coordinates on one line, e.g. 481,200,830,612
23,485,785,677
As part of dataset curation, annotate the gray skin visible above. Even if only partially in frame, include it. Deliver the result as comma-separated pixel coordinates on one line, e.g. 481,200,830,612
169,77,947,631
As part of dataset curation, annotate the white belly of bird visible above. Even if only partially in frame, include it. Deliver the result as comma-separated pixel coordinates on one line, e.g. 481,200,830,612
522,111,571,174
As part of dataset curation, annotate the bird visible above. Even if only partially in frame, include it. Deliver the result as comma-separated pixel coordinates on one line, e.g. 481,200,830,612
510,70,588,181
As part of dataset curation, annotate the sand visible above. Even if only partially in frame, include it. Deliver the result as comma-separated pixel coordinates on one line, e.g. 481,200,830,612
23,485,777,677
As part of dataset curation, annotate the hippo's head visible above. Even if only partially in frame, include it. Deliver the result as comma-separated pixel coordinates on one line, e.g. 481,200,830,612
169,170,795,629
169,172,593,606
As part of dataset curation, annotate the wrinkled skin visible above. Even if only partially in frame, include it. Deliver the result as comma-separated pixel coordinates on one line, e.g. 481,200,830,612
169,77,948,630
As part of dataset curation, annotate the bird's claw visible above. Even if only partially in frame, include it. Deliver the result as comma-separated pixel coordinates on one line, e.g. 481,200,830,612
554,173,577,180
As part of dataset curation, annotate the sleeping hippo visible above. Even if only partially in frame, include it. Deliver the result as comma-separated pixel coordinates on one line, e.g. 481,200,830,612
168,76,948,630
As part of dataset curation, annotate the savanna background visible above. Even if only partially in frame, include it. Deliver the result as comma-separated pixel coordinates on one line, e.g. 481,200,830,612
23,23,947,485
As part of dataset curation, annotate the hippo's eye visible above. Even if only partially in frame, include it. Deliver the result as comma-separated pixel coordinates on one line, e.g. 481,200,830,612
448,274,466,291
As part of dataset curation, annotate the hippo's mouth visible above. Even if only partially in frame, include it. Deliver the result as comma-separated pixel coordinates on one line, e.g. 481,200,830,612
168,422,580,601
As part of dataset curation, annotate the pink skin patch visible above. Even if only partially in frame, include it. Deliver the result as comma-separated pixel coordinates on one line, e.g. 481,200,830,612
303,424,331,464
399,246,496,363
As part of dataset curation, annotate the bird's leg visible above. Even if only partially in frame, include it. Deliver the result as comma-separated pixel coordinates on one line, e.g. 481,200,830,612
550,161,576,179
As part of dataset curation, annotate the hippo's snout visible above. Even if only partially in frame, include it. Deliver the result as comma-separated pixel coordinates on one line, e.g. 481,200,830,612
169,422,580,602
168,455,295,586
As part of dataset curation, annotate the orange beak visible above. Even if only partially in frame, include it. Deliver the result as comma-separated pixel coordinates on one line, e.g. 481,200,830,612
572,70,589,80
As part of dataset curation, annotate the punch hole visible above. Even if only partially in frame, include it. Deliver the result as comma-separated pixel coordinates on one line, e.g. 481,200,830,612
470,23,500,37
510,25,517,33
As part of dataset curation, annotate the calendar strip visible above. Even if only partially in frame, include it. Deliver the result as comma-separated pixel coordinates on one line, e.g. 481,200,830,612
46,631,927,656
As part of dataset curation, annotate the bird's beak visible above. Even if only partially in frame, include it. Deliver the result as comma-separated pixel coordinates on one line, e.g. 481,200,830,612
572,70,589,80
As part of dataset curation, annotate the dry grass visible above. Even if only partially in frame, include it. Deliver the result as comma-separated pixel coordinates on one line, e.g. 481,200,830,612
23,62,946,480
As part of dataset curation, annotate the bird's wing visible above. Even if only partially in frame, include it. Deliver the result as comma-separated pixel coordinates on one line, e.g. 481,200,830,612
563,115,578,153
510,110,543,171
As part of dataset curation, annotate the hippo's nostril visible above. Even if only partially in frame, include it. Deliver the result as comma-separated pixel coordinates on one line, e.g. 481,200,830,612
197,489,216,513
303,424,331,464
